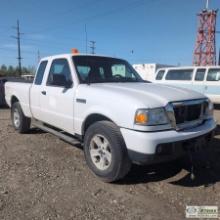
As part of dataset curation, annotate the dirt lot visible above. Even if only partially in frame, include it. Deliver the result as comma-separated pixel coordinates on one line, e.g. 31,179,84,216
0,108,220,220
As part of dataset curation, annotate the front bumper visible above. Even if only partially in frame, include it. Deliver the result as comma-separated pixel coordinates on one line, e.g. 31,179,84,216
120,119,216,165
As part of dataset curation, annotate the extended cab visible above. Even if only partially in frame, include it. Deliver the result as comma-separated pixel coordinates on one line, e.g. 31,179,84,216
5,54,217,182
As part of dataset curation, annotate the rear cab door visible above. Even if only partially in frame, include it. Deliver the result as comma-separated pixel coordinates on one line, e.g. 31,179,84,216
30,59,49,120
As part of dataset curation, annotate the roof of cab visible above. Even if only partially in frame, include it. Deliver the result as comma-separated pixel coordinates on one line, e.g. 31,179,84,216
40,53,117,62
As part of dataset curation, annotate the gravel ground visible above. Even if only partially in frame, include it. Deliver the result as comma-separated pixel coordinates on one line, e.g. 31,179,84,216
0,107,220,220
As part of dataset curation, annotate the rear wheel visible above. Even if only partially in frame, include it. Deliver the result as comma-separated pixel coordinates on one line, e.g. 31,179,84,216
11,102,30,133
84,121,131,182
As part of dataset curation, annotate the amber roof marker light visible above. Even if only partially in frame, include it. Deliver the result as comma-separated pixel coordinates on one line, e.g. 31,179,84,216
71,48,79,54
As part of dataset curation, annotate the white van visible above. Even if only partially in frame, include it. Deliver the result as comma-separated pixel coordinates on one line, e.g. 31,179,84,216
154,66,220,104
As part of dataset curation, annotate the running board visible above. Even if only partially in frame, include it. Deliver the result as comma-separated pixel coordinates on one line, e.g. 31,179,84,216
32,120,81,146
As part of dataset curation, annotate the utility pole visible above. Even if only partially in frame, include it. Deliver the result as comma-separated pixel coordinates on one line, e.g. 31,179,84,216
218,48,220,65
85,24,88,54
90,40,96,54
37,50,41,62
11,20,22,76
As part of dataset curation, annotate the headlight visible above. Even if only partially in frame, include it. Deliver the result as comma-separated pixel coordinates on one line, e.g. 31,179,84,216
135,108,169,126
204,99,214,119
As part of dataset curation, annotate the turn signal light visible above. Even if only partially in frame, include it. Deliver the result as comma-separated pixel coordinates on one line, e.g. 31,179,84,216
135,112,148,124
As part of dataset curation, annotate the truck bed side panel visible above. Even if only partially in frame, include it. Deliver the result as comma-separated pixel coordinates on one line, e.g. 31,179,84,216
5,82,32,118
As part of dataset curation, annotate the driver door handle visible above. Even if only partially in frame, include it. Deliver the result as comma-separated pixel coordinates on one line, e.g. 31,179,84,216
41,91,46,95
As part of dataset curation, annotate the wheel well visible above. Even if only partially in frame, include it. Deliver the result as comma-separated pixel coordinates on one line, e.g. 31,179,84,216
11,96,19,106
83,114,113,135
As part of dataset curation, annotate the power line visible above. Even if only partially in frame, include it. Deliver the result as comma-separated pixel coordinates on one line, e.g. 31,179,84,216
26,0,148,35
0,0,159,64
0,47,37,55
26,0,103,35
2,0,157,59
11,20,23,75
21,37,81,49
90,41,96,54
22,35,82,43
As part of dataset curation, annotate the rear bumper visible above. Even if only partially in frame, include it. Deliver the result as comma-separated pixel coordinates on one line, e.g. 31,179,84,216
120,119,216,165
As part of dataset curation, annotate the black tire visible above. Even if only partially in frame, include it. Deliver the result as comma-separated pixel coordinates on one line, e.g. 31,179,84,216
84,120,131,182
11,102,31,133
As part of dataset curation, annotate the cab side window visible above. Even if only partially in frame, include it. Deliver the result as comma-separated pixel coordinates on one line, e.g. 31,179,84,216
34,61,48,85
195,69,206,81
156,70,165,80
47,59,72,87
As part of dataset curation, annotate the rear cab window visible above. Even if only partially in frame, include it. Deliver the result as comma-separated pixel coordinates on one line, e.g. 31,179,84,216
34,61,48,85
156,70,165,80
165,69,193,81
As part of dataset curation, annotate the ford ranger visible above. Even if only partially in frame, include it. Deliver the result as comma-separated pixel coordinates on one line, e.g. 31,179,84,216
5,54,216,182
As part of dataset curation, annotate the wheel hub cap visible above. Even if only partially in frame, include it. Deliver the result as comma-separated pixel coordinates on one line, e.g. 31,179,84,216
89,134,112,171
13,109,20,128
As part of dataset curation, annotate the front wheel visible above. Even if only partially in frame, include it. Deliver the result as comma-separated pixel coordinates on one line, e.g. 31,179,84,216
84,121,131,182
11,102,30,133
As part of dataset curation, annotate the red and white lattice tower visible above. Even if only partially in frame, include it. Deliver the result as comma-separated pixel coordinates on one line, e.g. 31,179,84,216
193,0,218,66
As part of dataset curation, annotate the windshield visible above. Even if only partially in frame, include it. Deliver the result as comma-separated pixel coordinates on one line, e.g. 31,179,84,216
72,56,144,84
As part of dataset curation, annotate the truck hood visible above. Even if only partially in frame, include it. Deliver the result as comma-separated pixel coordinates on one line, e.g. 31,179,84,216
83,82,205,108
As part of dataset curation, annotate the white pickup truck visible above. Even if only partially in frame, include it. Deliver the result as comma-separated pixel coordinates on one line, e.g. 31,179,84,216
5,54,216,182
